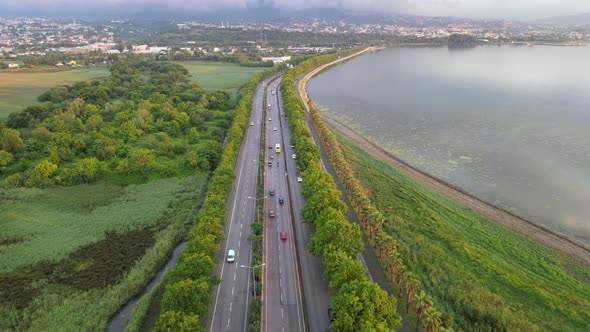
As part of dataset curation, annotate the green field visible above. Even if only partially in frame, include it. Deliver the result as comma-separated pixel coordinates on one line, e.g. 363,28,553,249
336,132,590,331
174,61,265,94
0,62,263,121
0,175,206,330
0,67,110,120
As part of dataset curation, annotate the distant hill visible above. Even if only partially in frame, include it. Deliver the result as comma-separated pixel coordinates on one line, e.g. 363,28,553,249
536,12,590,26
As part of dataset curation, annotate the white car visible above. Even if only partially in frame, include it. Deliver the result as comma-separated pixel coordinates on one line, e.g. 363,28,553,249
250,122,254,126
227,250,235,263
273,127,277,131
269,117,272,121
297,177,303,183
292,154,296,159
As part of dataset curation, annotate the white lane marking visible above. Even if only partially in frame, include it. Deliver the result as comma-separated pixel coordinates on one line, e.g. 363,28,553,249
232,286,235,295
209,84,256,332
282,308,284,319
234,273,237,281
230,302,233,312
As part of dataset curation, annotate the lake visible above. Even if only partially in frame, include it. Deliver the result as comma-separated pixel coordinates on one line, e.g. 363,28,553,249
307,45,590,245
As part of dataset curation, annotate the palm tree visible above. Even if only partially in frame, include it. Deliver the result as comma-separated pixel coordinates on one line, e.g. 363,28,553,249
422,306,442,332
404,273,421,314
413,290,433,332
397,268,409,298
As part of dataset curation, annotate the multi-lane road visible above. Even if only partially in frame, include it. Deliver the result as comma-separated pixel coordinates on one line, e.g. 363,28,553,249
206,76,271,332
263,78,305,332
206,75,332,332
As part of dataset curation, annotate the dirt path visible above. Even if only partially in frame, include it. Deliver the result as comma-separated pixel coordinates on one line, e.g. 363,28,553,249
298,48,590,267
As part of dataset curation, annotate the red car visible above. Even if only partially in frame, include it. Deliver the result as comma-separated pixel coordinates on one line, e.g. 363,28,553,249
280,232,287,240
269,144,273,149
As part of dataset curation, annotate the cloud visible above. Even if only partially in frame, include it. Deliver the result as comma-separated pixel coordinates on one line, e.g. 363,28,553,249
2,0,590,19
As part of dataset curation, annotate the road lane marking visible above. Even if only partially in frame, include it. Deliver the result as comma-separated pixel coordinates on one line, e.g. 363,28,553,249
209,81,260,332
232,286,235,295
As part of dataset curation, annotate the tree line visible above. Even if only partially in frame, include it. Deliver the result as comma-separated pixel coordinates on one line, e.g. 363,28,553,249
280,47,403,331
152,65,283,330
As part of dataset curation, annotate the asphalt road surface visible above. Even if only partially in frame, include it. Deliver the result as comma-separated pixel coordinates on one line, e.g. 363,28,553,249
274,80,333,332
263,78,305,332
206,76,278,332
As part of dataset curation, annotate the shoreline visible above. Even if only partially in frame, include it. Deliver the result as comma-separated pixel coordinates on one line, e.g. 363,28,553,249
300,47,590,266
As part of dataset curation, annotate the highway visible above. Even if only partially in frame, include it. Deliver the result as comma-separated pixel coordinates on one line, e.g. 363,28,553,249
273,80,332,332
263,78,305,332
206,77,272,332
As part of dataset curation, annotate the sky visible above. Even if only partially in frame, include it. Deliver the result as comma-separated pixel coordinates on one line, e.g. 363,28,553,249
2,0,590,20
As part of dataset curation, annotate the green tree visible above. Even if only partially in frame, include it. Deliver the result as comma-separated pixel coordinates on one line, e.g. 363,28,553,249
308,215,363,257
332,280,401,332
153,310,203,332
323,250,366,291
0,150,14,166
0,128,25,153
161,277,211,316
422,307,443,332
76,157,101,182
413,290,433,332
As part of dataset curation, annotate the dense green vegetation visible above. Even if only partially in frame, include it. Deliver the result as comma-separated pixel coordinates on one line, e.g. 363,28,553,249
151,66,281,330
336,136,590,331
281,47,402,331
0,60,235,330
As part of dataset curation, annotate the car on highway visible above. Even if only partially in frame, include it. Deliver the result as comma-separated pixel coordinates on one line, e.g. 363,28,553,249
270,155,274,159
278,196,284,204
273,127,277,131
250,122,254,126
227,250,235,263
269,144,273,149
297,176,303,183
272,90,275,95
280,232,287,241
328,308,336,322
292,154,296,159
268,160,272,167
269,210,275,218
269,117,272,121
269,189,275,196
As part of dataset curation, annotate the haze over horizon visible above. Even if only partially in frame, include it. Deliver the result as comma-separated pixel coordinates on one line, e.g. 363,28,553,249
1,0,590,21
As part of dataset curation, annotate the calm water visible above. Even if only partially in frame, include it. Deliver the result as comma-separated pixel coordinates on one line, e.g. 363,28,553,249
308,45,590,245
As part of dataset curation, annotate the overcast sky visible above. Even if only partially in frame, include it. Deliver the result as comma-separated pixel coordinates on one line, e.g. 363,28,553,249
2,0,590,20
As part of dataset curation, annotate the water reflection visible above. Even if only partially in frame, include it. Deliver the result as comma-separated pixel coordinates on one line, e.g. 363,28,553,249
308,45,590,244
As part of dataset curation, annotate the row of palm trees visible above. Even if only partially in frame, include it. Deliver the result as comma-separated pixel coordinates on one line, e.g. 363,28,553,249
308,104,447,332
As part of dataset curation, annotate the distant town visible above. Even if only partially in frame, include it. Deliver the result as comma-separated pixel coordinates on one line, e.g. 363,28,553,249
1,15,589,68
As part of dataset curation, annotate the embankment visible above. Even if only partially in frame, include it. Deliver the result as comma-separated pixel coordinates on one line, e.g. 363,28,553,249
300,50,590,267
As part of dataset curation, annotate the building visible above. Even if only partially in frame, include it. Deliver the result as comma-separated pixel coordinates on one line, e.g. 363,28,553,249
261,56,291,64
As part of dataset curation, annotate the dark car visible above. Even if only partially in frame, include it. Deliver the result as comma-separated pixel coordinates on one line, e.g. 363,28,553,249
328,308,336,322
269,189,275,196
268,160,272,167
269,210,275,218
269,144,273,149
278,196,284,204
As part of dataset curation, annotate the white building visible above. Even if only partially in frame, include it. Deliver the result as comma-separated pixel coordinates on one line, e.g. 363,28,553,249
261,56,291,64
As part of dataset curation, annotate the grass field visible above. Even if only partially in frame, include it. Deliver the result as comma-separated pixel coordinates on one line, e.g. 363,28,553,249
337,133,590,331
0,62,263,121
174,61,265,94
0,175,206,331
0,67,110,120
